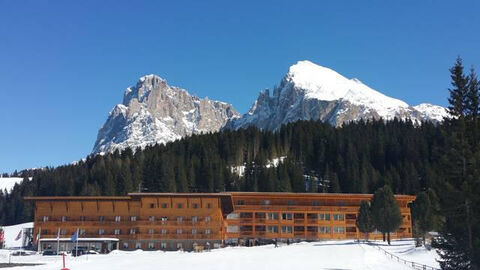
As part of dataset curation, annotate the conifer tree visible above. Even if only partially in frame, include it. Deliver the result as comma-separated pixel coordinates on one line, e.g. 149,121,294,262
411,191,433,246
371,185,403,245
356,200,375,241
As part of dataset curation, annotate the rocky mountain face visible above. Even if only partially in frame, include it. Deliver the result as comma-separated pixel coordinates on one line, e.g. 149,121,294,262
225,60,448,130
92,75,239,154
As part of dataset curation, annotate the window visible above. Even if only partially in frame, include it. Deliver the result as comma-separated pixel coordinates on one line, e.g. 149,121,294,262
281,226,292,233
333,226,345,234
207,203,212,209
160,242,167,249
60,229,67,235
130,216,137,222
161,229,167,235
161,217,168,224
148,242,154,249
319,226,331,234
148,216,155,222
135,242,141,249
99,216,105,222
267,226,278,233
262,200,271,205
312,201,321,206
177,216,183,222
287,200,296,206
148,228,154,234
80,216,86,222
319,213,330,221
122,242,129,249
114,229,121,235
177,203,183,209
205,216,211,223
130,228,136,235
236,200,245,205
191,216,198,223
205,229,211,234
192,228,197,234
192,203,199,209
149,203,156,209
161,203,168,208
282,213,293,220
43,216,49,222
333,214,344,221
98,229,105,235
79,229,85,236
61,216,67,222
176,243,183,250
176,228,182,234
266,213,279,220
115,216,121,222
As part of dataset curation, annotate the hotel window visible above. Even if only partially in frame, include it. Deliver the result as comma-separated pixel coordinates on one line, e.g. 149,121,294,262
282,213,293,220
135,242,141,249
192,216,198,223
205,229,211,235
207,203,212,209
192,203,199,209
161,217,168,224
176,243,183,250
60,229,67,235
43,216,49,222
61,216,67,222
262,200,271,205
177,216,183,222
287,200,296,206
148,242,154,249
149,203,156,209
333,226,345,234
161,203,168,208
177,203,183,209
123,242,129,249
115,216,121,222
114,229,121,235
161,229,167,235
130,228,136,235
192,228,197,234
319,213,330,221
148,229,154,234
160,242,167,249
281,226,293,233
148,216,155,222
98,229,105,235
80,216,86,222
267,226,279,233
205,216,211,223
99,216,105,222
319,226,331,234
79,229,86,236
312,201,321,206
333,214,344,221
130,216,137,222
236,200,245,205
177,228,182,234
266,213,279,220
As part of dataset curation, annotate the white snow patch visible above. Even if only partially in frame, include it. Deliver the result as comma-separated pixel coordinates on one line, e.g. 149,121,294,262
0,177,31,194
1,222,33,248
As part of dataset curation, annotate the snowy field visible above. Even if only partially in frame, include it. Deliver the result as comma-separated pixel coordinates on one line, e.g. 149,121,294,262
0,177,26,194
0,239,439,270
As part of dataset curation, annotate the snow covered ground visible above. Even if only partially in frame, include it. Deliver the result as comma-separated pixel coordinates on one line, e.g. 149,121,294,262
0,177,28,194
0,239,439,270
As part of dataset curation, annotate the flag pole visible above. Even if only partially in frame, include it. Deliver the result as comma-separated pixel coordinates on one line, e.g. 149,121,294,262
75,228,79,257
56,228,60,255
37,227,41,252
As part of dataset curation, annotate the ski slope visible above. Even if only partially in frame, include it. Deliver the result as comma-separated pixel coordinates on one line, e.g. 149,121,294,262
0,239,439,270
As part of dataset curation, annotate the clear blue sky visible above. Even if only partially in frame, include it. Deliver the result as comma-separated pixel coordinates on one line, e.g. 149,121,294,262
1,0,479,173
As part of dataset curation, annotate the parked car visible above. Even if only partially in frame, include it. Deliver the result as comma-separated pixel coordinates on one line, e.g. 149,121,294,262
42,250,58,256
86,250,99,255
71,246,88,256
11,250,36,256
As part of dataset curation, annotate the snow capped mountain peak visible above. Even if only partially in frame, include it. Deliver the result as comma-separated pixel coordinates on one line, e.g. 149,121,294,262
226,60,447,130
92,75,240,154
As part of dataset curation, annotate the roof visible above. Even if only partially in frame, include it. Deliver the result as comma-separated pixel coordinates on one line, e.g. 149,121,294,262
226,192,415,201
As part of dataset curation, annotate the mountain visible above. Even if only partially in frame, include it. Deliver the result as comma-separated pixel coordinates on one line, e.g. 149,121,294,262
92,75,239,154
226,60,448,130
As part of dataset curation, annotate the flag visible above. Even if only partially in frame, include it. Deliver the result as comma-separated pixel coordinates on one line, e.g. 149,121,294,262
14,230,23,241
71,229,78,242
57,228,60,240
0,229,4,244
33,233,39,245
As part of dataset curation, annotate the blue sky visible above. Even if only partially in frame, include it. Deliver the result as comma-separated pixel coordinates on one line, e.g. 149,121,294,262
1,0,479,173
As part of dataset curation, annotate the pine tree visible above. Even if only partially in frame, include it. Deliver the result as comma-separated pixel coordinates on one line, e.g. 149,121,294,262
356,200,375,241
371,185,403,245
411,191,434,246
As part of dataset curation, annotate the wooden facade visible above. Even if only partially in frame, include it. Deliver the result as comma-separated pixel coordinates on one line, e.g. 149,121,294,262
25,192,414,252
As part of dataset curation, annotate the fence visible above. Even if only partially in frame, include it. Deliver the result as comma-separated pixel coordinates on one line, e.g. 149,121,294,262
367,243,440,270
